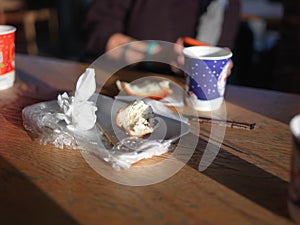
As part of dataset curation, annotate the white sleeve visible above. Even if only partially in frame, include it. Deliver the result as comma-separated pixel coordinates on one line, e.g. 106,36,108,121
195,0,228,46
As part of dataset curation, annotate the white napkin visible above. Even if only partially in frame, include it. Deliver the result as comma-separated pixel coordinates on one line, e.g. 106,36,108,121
56,68,98,131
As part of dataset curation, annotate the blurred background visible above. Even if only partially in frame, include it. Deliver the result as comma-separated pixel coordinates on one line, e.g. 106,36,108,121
1,0,299,94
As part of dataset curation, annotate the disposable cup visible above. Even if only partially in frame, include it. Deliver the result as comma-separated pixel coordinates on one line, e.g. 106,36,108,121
0,25,16,90
183,46,232,111
288,115,300,224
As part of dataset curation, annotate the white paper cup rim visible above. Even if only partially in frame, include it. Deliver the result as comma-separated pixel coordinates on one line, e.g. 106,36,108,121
290,115,300,138
0,25,16,35
183,46,232,60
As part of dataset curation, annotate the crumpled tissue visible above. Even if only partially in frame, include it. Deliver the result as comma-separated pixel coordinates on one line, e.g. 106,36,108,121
56,68,97,131
22,68,99,149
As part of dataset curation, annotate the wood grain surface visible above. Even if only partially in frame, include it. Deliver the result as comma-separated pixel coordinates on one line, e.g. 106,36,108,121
0,54,299,225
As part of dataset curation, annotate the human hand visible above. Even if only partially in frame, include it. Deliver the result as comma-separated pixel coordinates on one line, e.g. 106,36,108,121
170,37,184,74
106,33,132,51
224,47,233,78
106,33,161,64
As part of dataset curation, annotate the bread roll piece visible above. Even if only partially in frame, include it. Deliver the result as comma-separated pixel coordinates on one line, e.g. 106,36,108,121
116,100,158,137
116,80,172,100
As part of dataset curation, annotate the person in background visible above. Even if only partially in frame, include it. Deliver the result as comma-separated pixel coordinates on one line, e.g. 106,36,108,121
83,0,240,74
54,0,92,60
272,0,300,93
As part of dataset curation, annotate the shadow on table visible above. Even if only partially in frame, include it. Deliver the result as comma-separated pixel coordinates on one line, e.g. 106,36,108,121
0,69,64,130
0,155,79,225
15,68,65,101
187,138,290,220
0,70,80,224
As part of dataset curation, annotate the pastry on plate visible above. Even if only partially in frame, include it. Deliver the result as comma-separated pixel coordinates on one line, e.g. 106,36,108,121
116,80,172,100
116,100,158,137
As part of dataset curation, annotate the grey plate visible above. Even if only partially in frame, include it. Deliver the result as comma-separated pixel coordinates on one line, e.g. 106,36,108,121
96,94,190,144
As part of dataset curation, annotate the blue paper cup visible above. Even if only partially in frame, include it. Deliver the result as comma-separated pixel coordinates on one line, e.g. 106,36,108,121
183,46,232,111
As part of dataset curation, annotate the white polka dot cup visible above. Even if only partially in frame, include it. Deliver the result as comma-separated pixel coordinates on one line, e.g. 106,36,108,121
0,25,16,90
183,46,232,111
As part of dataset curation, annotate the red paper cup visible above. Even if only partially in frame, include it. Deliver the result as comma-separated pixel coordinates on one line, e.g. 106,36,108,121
0,25,16,90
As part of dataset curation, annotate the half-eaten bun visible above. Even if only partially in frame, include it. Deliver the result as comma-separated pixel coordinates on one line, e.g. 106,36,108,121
116,100,158,137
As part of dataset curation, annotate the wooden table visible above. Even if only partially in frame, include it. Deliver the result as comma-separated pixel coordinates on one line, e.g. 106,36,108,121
0,54,300,225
